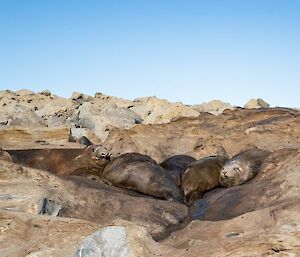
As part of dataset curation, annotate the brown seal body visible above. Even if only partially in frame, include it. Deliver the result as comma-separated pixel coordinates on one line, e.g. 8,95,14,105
101,153,182,201
8,146,109,177
0,148,13,162
160,155,196,185
181,156,228,204
219,148,270,187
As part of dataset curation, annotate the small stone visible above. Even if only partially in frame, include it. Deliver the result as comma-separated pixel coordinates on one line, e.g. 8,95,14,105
134,118,143,124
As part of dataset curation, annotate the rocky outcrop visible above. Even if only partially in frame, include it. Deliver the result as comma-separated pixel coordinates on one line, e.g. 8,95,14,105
0,90,299,257
99,108,300,162
0,90,279,144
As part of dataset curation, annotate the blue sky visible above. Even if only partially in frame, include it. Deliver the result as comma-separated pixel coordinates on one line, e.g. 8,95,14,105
0,0,299,107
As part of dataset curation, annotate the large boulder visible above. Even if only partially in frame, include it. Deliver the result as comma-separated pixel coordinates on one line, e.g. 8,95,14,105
78,102,141,142
0,127,81,149
192,100,233,115
244,98,270,109
130,97,199,124
100,108,300,162
71,92,94,104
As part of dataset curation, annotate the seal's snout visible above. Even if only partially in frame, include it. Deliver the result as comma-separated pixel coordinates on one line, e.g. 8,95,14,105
222,170,228,177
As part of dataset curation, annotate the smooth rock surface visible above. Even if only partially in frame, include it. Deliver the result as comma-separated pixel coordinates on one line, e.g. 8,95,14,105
244,98,270,109
74,226,133,257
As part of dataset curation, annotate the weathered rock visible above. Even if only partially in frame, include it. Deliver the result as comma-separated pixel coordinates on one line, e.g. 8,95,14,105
15,89,34,96
78,102,141,141
0,127,82,150
38,90,51,96
244,98,270,109
74,226,133,257
71,92,94,104
0,148,13,162
37,197,62,216
131,97,200,124
100,108,300,162
192,100,233,115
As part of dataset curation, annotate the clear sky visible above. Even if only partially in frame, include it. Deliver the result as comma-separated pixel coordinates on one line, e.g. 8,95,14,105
0,0,299,107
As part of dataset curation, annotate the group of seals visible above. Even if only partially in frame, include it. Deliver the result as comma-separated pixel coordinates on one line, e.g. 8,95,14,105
180,148,270,204
99,147,270,205
3,134,271,206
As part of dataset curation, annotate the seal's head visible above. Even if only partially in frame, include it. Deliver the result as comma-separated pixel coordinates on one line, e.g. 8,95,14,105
219,160,244,187
74,145,110,176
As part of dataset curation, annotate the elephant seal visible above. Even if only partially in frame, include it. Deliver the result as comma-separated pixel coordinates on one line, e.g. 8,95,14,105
8,146,110,177
160,155,196,185
219,148,270,187
0,148,13,162
181,156,228,204
101,153,182,201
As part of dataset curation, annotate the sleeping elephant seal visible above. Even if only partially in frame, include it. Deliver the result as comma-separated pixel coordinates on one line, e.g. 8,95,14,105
0,148,13,162
101,153,182,201
160,155,196,185
219,148,270,187
181,156,228,204
8,146,110,178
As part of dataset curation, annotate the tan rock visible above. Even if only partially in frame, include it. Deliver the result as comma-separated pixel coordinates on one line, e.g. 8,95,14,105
15,89,34,96
101,108,300,162
192,100,233,115
131,97,200,124
244,98,270,108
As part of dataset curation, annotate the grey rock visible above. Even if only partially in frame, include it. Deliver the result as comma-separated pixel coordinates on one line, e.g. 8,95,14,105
244,98,270,109
78,103,140,141
70,128,89,141
71,92,94,104
134,118,143,124
37,198,62,216
39,90,52,96
0,110,45,127
74,226,133,257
